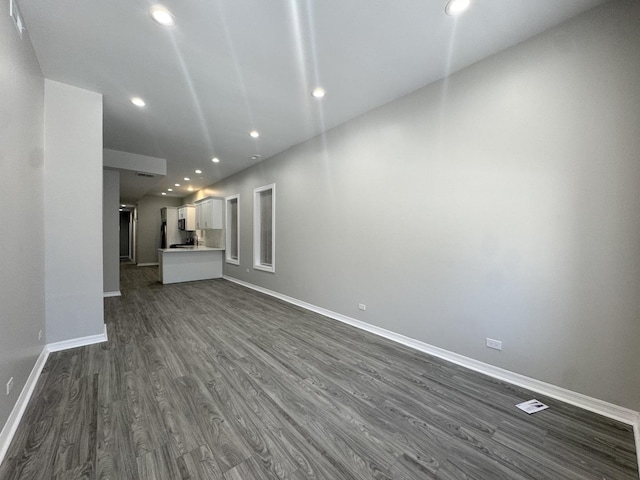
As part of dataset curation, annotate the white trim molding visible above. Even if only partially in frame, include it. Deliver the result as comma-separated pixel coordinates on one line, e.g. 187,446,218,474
103,290,121,298
636,422,640,477
225,194,240,266
0,324,108,467
47,324,108,352
253,183,275,273
136,262,158,267
0,347,48,467
223,275,640,445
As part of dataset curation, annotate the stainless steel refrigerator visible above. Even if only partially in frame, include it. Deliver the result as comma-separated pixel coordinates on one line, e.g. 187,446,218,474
160,207,181,249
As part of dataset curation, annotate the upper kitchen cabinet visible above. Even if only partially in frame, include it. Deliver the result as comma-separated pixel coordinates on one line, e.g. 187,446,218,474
195,196,223,230
178,204,196,231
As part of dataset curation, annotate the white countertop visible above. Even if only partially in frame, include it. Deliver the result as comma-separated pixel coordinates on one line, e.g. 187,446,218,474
158,246,225,253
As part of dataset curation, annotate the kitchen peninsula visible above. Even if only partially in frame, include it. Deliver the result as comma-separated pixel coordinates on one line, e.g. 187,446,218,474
158,246,225,284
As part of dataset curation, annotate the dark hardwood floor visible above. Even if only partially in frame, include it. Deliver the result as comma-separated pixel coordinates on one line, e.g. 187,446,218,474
1,265,637,479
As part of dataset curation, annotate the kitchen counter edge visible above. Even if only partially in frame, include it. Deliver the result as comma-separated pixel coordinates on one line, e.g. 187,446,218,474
158,247,225,253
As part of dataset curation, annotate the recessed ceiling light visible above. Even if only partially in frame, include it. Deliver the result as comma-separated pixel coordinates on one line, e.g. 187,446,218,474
445,0,471,15
167,188,173,192
175,183,180,187
249,130,260,138
150,6,175,27
120,204,126,207
187,186,194,191
195,169,202,174
311,87,326,99
251,154,262,160
131,97,146,107
161,192,167,196
212,157,220,163
184,177,190,181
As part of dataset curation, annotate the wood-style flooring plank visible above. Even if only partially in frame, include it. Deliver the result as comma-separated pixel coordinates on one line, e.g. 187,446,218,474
223,455,279,480
96,399,140,480
0,264,637,480
176,444,224,480
136,444,181,480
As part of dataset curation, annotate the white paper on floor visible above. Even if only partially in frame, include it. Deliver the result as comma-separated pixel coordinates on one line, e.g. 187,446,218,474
516,399,549,414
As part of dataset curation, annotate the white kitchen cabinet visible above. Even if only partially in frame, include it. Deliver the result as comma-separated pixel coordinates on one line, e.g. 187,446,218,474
194,201,205,229
195,196,223,229
178,204,196,231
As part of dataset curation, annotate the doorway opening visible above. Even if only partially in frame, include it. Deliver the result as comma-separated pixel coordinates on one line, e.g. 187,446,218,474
119,208,136,263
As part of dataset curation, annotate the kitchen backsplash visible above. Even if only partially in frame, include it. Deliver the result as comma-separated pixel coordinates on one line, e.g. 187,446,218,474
199,229,224,248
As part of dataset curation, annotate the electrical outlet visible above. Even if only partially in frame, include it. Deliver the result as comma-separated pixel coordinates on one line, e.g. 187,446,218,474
486,338,503,351
38,330,43,341
6,377,14,396
245,268,250,273
358,304,366,311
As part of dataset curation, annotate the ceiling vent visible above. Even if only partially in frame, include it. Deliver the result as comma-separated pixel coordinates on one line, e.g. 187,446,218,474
135,171,156,178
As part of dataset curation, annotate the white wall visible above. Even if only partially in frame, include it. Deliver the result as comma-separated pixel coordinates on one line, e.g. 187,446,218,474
196,0,640,411
135,195,183,265
103,169,120,294
0,4,45,430
44,80,104,343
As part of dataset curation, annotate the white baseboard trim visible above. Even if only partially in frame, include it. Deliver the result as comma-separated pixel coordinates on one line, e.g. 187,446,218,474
0,346,49,467
47,324,108,353
223,275,640,433
0,324,109,467
136,262,158,267
103,291,121,298
636,423,640,477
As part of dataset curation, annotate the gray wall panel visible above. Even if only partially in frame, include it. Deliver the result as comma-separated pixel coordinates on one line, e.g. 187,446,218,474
103,169,120,293
0,12,46,428
135,195,183,265
187,0,640,410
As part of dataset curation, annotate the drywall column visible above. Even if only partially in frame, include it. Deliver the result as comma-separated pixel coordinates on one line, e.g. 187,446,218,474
103,169,120,295
44,80,104,343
